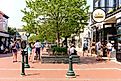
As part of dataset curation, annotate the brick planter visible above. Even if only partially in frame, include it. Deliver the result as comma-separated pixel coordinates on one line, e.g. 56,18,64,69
41,55,81,64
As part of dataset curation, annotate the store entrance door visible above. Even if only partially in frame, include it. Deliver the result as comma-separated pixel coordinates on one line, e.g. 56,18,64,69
107,34,116,58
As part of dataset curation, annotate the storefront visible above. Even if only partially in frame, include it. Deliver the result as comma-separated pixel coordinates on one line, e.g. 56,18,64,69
92,0,121,58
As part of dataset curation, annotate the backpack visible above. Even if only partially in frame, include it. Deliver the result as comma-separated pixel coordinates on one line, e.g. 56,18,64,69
83,43,88,48
16,43,20,49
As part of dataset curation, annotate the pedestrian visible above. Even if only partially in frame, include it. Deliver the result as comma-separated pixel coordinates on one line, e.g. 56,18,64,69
11,41,18,62
69,44,77,55
82,40,88,56
34,40,41,60
41,43,45,51
95,41,102,61
31,42,35,63
106,41,113,61
27,43,32,62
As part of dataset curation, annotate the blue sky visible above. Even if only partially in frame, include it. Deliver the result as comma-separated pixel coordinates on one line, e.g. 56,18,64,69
0,0,92,29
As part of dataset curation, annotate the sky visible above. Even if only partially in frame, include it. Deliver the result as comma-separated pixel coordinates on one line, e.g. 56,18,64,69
0,0,92,29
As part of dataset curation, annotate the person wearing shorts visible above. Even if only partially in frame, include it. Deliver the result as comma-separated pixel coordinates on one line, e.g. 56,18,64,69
96,41,102,61
11,41,17,62
106,42,113,61
83,41,88,56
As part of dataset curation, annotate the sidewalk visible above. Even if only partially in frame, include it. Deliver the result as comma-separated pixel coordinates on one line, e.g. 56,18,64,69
0,52,121,81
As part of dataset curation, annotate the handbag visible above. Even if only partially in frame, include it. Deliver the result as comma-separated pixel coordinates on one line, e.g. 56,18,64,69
74,49,77,55
34,56,38,60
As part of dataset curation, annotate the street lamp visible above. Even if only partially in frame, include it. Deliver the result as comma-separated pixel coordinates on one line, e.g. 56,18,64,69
25,33,30,42
24,33,30,68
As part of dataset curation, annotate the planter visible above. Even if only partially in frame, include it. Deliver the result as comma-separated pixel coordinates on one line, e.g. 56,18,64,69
41,55,80,64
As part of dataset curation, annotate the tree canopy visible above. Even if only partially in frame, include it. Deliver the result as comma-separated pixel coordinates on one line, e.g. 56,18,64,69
21,0,89,43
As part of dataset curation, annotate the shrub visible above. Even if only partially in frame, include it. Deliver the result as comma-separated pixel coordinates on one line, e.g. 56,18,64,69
51,44,57,48
52,47,67,55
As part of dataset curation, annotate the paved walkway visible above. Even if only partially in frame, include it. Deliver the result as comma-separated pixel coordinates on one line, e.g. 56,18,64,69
0,51,121,81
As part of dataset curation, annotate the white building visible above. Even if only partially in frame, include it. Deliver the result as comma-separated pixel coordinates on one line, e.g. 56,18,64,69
0,11,9,53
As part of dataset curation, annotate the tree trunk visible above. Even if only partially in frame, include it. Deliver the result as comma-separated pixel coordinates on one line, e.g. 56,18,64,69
65,36,68,48
57,32,60,46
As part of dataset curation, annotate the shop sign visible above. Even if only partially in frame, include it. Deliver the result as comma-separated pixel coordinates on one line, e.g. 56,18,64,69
92,9,106,23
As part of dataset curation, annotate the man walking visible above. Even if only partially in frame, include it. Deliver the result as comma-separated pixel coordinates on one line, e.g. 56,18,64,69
34,40,41,60
82,40,88,56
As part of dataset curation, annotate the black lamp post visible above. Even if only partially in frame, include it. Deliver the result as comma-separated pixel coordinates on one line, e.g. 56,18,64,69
24,33,30,68
66,55,76,78
21,41,26,75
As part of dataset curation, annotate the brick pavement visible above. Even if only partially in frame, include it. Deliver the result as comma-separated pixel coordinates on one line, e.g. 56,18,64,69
0,52,121,81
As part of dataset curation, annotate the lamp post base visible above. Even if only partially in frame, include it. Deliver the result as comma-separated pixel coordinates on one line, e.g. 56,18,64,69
66,70,76,78
21,73,25,75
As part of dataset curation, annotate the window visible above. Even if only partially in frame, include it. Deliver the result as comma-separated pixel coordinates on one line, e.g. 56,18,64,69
100,0,105,7
106,0,115,13
95,2,98,7
108,0,114,7
119,0,121,7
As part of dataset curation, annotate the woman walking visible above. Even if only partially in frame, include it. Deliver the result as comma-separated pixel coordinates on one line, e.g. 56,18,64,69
106,41,113,61
31,42,35,63
27,43,32,62
11,41,18,62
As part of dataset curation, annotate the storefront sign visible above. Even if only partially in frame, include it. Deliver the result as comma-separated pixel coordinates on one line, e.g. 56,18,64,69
92,9,106,23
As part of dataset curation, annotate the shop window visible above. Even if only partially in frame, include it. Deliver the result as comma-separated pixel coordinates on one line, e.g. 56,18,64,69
119,0,121,7
100,0,105,7
95,1,98,8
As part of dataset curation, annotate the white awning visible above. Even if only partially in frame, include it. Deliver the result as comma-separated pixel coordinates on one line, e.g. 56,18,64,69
0,32,9,37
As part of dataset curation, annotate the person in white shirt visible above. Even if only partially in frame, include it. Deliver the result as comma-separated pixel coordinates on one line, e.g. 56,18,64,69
34,40,41,60
95,41,102,61
69,44,77,55
106,41,113,61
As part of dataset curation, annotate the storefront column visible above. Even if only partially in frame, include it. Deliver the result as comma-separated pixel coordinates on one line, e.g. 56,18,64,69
102,24,107,57
116,17,121,62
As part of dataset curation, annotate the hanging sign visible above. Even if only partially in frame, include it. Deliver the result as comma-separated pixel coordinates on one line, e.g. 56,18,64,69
92,9,106,23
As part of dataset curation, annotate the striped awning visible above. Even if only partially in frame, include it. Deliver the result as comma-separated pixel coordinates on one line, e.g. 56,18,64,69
0,32,9,37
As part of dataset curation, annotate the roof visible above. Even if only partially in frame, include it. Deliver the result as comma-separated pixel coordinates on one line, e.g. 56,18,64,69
0,11,9,19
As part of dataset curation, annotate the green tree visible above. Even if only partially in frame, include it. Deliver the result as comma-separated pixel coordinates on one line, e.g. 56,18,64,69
8,27,16,35
21,0,89,45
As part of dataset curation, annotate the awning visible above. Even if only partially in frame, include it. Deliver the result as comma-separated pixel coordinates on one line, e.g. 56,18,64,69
0,32,9,37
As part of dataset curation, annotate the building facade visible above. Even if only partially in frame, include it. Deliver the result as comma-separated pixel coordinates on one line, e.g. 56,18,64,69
0,11,9,53
92,0,121,60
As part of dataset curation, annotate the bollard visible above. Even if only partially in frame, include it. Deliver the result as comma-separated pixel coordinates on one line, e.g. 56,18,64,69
24,48,30,68
21,50,25,75
66,55,76,78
